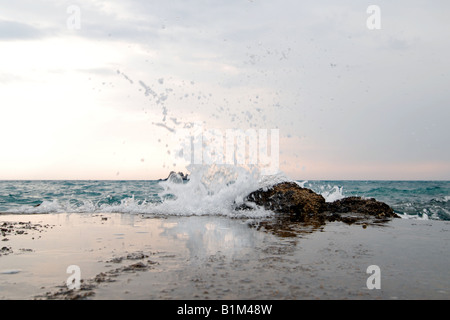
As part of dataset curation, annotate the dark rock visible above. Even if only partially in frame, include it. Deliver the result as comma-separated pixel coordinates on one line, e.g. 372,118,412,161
159,171,189,182
122,262,148,271
126,252,149,260
240,181,399,224
107,251,149,263
325,197,399,219
240,182,326,221
0,246,13,256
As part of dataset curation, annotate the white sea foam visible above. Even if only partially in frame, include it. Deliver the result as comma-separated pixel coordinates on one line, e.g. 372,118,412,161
398,213,430,220
320,185,346,203
295,180,308,188
9,172,444,221
397,208,430,220
9,164,283,218
155,164,279,217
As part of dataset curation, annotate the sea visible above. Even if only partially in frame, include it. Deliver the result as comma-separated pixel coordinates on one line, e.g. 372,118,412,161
0,172,448,221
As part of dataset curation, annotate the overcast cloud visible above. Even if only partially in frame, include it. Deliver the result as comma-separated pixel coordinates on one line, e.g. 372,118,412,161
0,0,449,180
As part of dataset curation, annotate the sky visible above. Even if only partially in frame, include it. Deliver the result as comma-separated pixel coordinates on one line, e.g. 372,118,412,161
0,0,449,180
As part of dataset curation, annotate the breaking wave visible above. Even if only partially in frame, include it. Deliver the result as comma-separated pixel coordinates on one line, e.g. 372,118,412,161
2,176,449,221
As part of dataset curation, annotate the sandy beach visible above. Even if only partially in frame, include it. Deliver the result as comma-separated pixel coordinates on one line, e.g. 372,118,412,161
0,212,448,300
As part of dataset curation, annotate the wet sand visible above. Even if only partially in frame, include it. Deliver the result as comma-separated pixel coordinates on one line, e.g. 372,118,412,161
0,213,449,300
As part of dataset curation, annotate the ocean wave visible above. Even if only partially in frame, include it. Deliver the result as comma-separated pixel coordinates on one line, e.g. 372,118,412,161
392,201,450,221
1,177,449,221
301,182,346,203
7,197,275,219
320,185,346,203
5,165,284,218
397,212,430,220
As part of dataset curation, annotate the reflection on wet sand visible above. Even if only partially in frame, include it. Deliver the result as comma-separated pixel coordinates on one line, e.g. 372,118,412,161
247,211,394,240
1,213,448,300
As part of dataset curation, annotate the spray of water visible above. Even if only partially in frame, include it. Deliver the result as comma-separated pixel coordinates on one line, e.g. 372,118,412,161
156,163,289,217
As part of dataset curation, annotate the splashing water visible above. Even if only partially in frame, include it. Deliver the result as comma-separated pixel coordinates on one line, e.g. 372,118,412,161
1,179,449,221
320,185,346,203
2,165,288,218
156,164,288,217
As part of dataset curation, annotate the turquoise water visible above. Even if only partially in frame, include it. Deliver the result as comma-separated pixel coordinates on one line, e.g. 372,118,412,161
304,180,450,221
0,180,449,221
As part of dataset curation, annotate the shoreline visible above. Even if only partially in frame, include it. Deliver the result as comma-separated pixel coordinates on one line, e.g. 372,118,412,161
1,212,449,300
